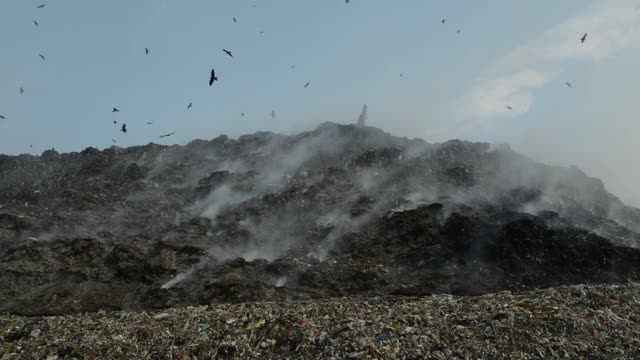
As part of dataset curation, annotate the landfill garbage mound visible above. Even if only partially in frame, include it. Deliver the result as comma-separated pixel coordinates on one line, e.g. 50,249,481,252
0,283,638,359
1,122,640,316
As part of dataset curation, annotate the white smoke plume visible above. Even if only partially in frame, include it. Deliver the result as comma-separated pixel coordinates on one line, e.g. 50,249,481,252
357,104,367,127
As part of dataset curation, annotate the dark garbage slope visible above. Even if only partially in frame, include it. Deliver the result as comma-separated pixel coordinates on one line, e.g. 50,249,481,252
1,122,639,315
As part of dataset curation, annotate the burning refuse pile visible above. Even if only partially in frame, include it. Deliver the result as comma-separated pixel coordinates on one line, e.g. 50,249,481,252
1,122,640,316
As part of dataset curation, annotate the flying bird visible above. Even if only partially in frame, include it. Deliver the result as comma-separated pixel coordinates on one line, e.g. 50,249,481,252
346,0,349,3
506,106,513,110
112,108,120,112
38,54,45,60
113,120,117,124
20,88,24,95
233,17,237,23
304,82,310,88
271,110,275,119
0,115,5,119
146,122,153,125
581,33,587,43
457,29,461,34
159,131,176,138
442,19,446,24
223,49,233,57
209,69,218,86
145,48,149,55
120,124,127,133
34,20,39,27
112,139,116,143
187,102,192,109
37,4,46,8
565,82,572,88
241,113,244,117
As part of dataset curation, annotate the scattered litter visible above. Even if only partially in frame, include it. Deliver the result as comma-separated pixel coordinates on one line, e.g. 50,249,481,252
348,351,366,358
374,334,393,342
400,327,416,335
128,326,138,337
252,319,266,329
152,312,170,320
1,283,637,358
516,303,559,314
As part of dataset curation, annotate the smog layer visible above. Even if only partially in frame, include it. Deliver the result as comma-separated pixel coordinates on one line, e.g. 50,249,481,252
1,122,640,316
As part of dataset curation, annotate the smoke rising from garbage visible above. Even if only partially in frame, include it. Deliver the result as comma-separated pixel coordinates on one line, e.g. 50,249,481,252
357,105,367,128
2,122,640,315
150,121,640,291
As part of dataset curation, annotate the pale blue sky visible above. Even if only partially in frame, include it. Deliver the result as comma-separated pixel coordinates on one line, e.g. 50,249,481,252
1,0,639,205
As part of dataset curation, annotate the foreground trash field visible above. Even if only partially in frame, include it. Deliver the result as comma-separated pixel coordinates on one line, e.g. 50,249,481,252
1,283,639,359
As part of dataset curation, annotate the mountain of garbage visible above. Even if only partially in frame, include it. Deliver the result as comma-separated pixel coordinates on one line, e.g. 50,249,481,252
1,122,640,316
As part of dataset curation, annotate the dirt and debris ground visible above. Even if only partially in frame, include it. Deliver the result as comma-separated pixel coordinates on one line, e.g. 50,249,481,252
1,123,640,357
1,283,639,359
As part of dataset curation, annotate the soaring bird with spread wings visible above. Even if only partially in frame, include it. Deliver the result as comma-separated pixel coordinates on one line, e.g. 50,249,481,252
209,69,218,86
159,131,176,138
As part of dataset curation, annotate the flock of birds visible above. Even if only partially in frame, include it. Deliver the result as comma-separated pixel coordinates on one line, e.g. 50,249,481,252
0,2,316,144
0,3,591,144
501,34,586,112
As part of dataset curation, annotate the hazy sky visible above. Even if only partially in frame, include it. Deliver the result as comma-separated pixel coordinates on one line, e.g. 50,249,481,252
1,0,639,205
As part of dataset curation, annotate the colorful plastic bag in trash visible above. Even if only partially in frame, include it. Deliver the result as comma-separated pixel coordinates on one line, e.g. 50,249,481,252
252,319,266,329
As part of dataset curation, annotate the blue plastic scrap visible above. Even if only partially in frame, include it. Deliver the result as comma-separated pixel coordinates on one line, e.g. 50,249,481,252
374,334,393,343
